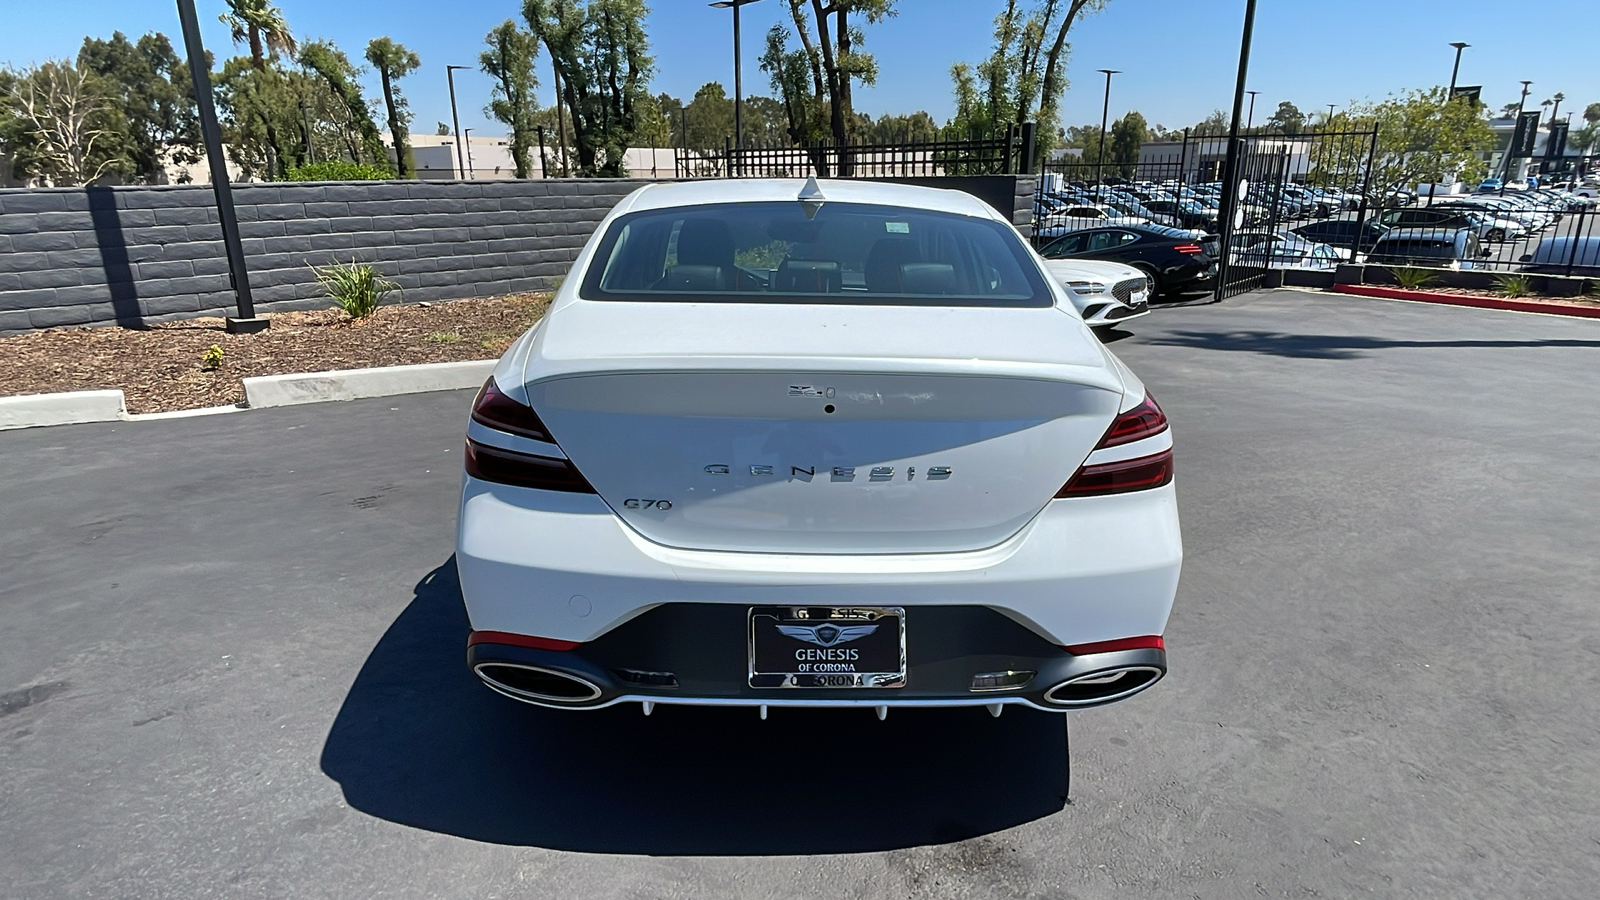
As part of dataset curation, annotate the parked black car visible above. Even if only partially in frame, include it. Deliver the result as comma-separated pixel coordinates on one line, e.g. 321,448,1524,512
1140,199,1220,231
1037,225,1219,295
1291,218,1389,253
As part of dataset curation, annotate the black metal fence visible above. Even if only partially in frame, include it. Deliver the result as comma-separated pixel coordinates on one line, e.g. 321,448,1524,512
675,125,1037,180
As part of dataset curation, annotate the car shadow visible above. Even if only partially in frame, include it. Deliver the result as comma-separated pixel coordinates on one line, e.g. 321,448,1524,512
320,558,1069,854
1145,329,1600,360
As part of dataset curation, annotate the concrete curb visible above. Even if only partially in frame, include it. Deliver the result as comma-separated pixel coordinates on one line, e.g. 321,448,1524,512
242,360,495,409
0,359,496,431
0,390,125,431
1329,284,1600,319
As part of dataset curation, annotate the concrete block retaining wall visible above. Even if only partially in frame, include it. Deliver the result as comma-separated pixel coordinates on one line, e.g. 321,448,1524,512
0,175,1035,336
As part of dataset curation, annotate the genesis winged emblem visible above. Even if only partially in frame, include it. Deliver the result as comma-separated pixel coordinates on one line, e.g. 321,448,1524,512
776,622,879,648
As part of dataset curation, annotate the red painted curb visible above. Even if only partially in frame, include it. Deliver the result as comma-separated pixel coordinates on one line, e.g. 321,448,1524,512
1328,284,1600,319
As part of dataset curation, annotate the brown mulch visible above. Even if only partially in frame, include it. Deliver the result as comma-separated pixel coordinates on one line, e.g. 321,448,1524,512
0,294,551,414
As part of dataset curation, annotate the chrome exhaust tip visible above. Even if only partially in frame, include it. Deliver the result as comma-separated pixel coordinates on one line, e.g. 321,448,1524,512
1043,665,1164,707
474,662,603,704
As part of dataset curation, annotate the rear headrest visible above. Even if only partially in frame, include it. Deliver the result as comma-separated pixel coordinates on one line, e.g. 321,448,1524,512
658,265,729,292
676,218,735,270
775,259,842,293
864,239,922,292
898,262,958,295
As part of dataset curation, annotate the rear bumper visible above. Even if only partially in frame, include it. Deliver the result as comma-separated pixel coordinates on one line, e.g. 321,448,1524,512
468,608,1167,713
456,475,1181,709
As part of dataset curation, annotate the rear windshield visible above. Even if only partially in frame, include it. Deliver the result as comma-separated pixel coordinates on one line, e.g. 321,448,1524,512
580,201,1051,307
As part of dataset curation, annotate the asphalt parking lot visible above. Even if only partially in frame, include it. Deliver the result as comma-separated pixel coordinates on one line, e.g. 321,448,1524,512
3,289,1598,899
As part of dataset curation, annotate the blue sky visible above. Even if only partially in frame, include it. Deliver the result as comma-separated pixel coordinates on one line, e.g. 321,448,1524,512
3,0,1596,137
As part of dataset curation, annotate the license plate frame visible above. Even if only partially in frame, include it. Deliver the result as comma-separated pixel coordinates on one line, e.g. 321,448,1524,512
748,606,906,689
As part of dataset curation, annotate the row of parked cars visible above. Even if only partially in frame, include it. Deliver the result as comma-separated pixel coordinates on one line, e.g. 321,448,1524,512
1033,179,1394,240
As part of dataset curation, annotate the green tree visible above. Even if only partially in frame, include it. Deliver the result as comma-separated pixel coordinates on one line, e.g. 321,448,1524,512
1107,110,1145,177
684,81,734,165
365,38,420,177
1191,108,1228,136
479,20,540,179
758,0,898,173
947,0,1108,166
77,32,201,184
522,0,655,178
435,121,451,135
1264,100,1303,135
1314,87,1494,192
220,0,297,72
2,60,130,185
1584,102,1600,124
299,41,390,173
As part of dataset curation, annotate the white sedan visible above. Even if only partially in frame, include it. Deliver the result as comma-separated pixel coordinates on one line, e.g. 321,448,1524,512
457,178,1181,718
1042,257,1153,328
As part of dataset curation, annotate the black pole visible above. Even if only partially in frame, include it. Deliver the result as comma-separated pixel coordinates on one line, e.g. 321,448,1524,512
300,101,315,165
733,1,744,153
1246,91,1259,131
176,0,263,333
1214,0,1258,303
536,125,549,179
1447,43,1469,100
1096,69,1117,201
447,65,468,179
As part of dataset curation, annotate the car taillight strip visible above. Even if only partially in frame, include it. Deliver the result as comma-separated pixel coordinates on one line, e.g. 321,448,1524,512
1083,428,1173,466
471,378,554,442
466,419,568,459
1056,449,1174,497
1100,392,1169,447
464,440,597,493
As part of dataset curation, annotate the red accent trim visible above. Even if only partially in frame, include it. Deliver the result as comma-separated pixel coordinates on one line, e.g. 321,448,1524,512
1065,635,1165,655
468,631,581,651
1330,284,1600,319
1173,244,1203,254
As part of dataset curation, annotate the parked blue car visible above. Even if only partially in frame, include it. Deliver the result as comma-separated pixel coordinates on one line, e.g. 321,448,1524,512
1477,178,1505,193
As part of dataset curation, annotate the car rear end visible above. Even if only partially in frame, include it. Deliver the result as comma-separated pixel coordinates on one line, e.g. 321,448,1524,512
457,181,1182,716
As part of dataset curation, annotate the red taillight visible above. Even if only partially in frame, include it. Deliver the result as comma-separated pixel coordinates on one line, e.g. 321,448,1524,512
1099,393,1168,447
1056,392,1174,498
1064,635,1165,655
466,378,596,493
1173,243,1203,254
471,378,552,442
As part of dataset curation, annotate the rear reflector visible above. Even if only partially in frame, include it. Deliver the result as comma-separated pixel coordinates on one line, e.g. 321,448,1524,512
1064,635,1165,655
468,631,582,651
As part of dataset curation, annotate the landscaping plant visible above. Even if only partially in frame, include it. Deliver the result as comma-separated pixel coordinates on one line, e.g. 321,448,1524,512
1494,274,1532,298
1388,267,1439,290
201,345,224,370
312,259,398,318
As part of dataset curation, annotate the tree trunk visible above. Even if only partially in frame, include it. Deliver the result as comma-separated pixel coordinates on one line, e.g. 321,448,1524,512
379,69,409,177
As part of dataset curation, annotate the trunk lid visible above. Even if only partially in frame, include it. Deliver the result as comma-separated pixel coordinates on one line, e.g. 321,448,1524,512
520,300,1124,554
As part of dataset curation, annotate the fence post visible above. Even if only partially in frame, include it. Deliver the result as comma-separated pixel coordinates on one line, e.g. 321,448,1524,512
1351,129,1381,259
1566,206,1586,277
724,136,733,178
1004,125,1018,175
1020,122,1037,175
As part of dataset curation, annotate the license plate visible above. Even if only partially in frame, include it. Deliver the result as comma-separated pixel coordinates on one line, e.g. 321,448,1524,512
748,606,906,688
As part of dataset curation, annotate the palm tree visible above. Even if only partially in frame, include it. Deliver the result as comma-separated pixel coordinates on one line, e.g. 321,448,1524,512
220,0,297,73
365,38,421,178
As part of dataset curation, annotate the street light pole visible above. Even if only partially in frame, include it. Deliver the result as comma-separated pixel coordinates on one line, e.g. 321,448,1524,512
1447,42,1469,99
709,0,762,150
1503,80,1532,191
1095,69,1119,201
175,0,263,333
1246,90,1259,131
1214,0,1258,303
446,65,469,179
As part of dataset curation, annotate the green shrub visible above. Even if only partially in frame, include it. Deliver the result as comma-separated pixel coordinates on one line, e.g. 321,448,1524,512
1388,266,1438,290
312,259,398,318
423,331,462,344
201,344,224,370
1493,274,1532,298
281,160,394,182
